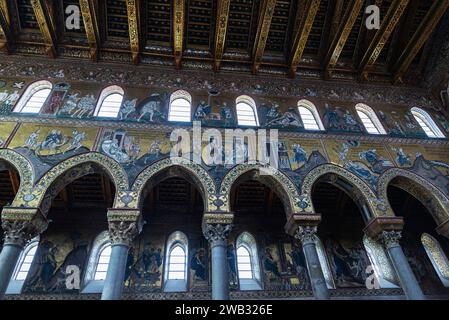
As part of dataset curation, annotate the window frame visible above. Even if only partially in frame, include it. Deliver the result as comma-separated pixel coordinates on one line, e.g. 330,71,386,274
355,103,387,135
168,90,192,123
411,107,445,139
297,99,325,131
235,232,262,291
13,80,53,114
94,85,125,118
163,231,189,292
236,95,259,127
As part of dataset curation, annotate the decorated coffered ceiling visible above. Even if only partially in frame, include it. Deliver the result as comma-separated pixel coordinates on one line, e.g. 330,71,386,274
0,0,448,85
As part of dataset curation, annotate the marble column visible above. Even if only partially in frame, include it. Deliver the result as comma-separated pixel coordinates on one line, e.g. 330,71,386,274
202,219,233,300
295,225,330,300
380,230,425,300
0,218,44,300
101,220,139,300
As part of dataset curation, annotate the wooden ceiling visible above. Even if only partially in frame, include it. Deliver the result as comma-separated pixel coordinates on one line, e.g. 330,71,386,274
0,0,448,83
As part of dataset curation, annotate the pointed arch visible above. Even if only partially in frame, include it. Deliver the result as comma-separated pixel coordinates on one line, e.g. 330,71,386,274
13,80,53,114
130,157,217,211
421,233,449,287
27,152,129,212
236,231,262,290
377,168,449,225
163,231,189,292
301,164,385,217
219,163,302,215
0,149,35,208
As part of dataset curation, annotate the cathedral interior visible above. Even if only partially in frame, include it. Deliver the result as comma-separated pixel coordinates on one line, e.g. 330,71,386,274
0,0,448,301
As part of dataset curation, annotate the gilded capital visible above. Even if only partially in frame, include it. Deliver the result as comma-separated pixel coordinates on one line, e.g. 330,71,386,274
202,222,233,246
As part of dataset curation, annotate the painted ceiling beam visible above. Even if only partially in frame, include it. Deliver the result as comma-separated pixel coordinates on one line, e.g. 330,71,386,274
0,0,11,52
288,0,321,78
328,0,345,40
252,0,277,74
31,0,57,58
79,0,100,61
393,0,449,83
358,0,410,80
126,0,140,65
213,0,231,72
173,0,185,69
324,0,364,79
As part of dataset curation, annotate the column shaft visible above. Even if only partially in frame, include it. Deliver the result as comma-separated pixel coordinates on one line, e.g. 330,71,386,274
101,244,129,300
211,241,229,300
302,241,330,300
387,244,425,300
0,244,23,300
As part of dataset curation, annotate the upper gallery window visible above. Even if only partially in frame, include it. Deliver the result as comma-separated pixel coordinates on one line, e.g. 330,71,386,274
297,100,324,131
168,90,192,122
236,95,259,127
355,103,387,135
94,85,125,118
6,238,39,294
411,107,445,138
94,244,112,280
13,80,52,113
163,231,189,292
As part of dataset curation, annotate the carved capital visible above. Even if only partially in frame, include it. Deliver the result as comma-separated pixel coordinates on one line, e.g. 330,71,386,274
1,207,48,247
107,208,143,246
379,230,402,249
108,221,139,247
294,225,317,246
285,213,321,236
202,222,232,247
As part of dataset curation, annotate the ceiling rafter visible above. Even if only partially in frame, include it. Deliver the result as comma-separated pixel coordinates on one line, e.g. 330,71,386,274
79,0,100,61
0,0,11,52
173,0,185,69
30,0,57,58
252,0,277,74
126,0,140,65
358,0,410,80
288,0,321,78
328,0,344,41
213,0,231,72
393,0,449,83
324,0,364,79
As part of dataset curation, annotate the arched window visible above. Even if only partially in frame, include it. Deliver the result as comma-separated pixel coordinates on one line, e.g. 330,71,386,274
237,246,253,279
82,231,111,293
164,231,188,292
6,238,39,294
411,107,445,138
236,95,258,127
363,235,399,289
168,245,186,280
421,233,449,287
13,80,52,113
168,90,192,122
94,85,124,118
297,100,324,131
236,232,261,290
94,244,112,280
355,103,387,135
